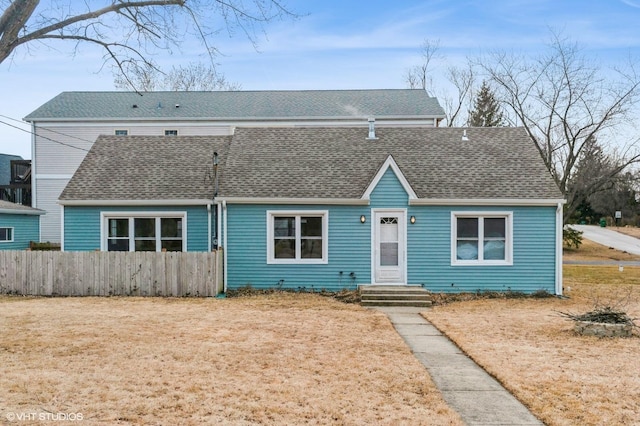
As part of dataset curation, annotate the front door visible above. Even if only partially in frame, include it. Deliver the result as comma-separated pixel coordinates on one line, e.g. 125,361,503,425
373,210,406,284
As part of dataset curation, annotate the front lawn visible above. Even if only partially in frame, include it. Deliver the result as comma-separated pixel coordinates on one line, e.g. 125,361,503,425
0,295,462,425
424,265,640,426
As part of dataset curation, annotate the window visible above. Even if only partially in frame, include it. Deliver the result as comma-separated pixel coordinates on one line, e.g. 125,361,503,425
451,212,512,265
104,214,185,252
164,130,178,136
0,227,13,242
114,129,128,136
267,211,328,264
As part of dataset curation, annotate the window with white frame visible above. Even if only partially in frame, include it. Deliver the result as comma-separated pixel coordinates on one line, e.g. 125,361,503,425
452,212,512,265
0,227,13,242
267,211,328,264
114,129,128,136
164,130,178,136
104,214,185,252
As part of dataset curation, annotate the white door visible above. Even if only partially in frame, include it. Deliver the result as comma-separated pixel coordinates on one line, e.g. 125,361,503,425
373,210,406,284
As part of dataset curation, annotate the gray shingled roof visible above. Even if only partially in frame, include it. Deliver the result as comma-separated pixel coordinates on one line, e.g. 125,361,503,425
0,200,44,215
61,127,562,203
60,135,231,201
24,90,445,121
220,127,563,200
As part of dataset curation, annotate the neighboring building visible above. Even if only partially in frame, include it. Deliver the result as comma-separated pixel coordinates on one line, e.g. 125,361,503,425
25,90,446,243
0,200,43,250
60,125,565,295
0,155,31,206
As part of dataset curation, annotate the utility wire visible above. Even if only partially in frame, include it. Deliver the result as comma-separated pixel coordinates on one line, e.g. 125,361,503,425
0,119,90,152
0,114,96,146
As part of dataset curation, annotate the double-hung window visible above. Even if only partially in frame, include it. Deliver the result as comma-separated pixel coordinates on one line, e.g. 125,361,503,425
267,211,328,264
0,227,13,242
452,212,512,265
104,213,185,252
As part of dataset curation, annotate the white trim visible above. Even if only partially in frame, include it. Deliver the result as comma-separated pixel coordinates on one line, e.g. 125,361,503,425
362,155,417,200
60,205,65,251
31,122,37,209
217,202,222,249
451,211,514,266
60,199,213,206
371,208,407,285
100,211,187,252
411,198,566,206
207,204,212,253
0,209,44,216
222,201,228,293
217,197,368,205
266,210,329,265
555,203,563,296
26,117,444,125
35,174,74,179
0,227,14,243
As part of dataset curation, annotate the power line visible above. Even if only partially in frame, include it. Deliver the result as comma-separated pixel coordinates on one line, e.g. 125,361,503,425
0,119,90,152
0,114,96,146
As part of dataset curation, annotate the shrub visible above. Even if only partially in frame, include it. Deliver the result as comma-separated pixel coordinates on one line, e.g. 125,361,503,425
563,226,583,249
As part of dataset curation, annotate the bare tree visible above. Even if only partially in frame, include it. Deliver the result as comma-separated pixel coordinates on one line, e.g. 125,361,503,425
479,32,640,221
441,62,475,127
404,39,475,126
0,1,295,87
404,39,441,93
114,62,242,91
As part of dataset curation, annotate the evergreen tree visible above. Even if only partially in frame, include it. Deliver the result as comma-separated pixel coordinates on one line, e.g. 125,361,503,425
468,81,504,127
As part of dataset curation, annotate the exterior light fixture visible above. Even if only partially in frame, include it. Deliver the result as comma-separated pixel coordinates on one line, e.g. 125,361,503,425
360,215,366,223
410,216,416,224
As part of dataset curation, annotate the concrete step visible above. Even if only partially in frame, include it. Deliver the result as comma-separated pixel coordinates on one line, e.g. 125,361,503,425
359,285,433,307
360,299,432,307
361,293,432,301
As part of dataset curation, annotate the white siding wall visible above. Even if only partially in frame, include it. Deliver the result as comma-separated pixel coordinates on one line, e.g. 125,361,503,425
37,178,69,242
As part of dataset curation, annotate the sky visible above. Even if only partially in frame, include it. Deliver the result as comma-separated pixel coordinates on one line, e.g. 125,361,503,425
1,0,640,159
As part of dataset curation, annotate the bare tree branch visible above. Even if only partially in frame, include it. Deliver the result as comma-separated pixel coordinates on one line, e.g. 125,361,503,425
0,1,298,88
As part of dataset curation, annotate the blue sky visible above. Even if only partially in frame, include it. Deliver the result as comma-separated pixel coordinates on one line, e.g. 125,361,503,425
1,0,640,159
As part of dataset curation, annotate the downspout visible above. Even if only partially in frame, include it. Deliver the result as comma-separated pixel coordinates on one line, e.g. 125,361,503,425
555,202,563,296
222,200,228,293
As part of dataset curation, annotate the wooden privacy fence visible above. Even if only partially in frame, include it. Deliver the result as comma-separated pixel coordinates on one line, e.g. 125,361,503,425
0,250,223,297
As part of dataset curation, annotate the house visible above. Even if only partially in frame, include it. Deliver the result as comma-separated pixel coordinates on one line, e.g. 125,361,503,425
0,156,31,206
25,89,446,243
0,200,44,250
60,125,565,295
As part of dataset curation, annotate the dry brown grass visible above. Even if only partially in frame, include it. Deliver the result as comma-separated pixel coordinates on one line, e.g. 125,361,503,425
424,265,640,426
611,226,640,239
563,237,640,262
0,294,462,425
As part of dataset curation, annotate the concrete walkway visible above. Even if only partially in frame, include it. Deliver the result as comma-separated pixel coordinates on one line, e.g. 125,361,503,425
571,225,640,255
373,306,543,426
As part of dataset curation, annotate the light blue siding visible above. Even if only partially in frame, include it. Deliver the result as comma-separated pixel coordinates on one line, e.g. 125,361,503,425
225,165,558,294
0,213,40,250
226,204,371,291
370,168,410,208
63,205,211,251
406,206,557,293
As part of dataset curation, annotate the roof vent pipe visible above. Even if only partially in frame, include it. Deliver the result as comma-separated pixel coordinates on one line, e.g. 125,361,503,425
367,117,378,140
462,129,469,141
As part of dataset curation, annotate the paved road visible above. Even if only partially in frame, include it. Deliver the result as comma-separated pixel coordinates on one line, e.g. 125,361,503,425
570,225,640,256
